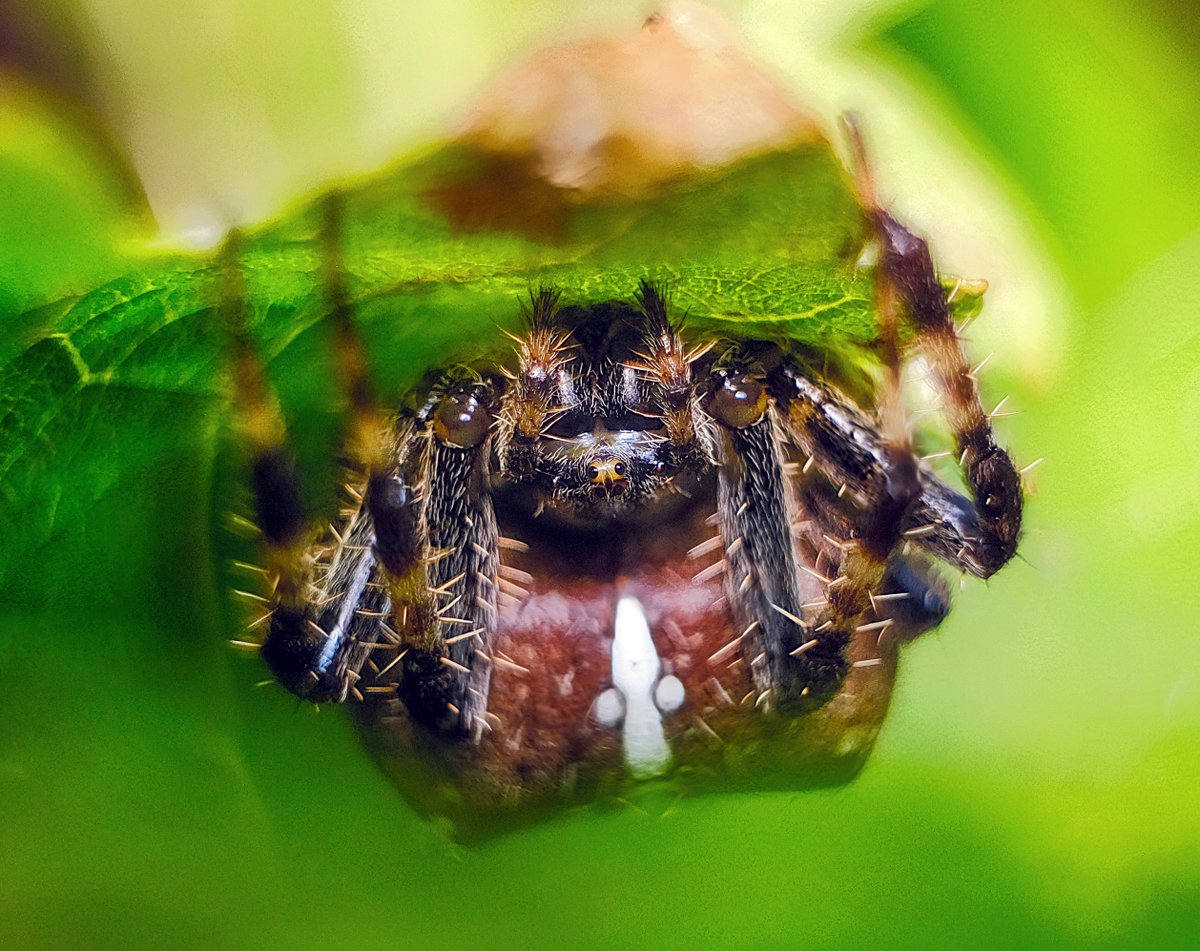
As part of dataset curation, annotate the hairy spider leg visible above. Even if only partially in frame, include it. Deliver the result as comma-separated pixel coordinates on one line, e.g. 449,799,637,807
220,194,432,704
870,219,1023,578
755,118,1021,682
496,287,571,483
704,255,923,708
392,370,501,738
701,120,932,709
630,281,708,471
220,229,347,699
311,192,466,720
311,196,501,728
705,366,843,707
304,193,439,705
222,195,405,700
768,355,1022,581
843,114,1021,577
790,197,922,693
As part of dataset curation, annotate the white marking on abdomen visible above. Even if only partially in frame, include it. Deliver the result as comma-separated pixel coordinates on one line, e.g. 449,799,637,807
611,594,671,778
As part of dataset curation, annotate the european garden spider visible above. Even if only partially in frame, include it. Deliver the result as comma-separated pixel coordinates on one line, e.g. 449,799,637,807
227,122,1023,837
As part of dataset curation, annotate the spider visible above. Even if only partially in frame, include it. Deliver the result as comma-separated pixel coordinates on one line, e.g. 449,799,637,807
226,120,1022,839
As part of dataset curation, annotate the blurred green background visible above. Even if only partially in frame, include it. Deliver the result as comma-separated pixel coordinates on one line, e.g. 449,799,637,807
1,0,1198,947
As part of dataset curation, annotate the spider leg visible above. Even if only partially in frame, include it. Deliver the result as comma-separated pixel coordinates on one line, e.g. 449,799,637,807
768,120,1022,583
706,373,839,707
632,281,707,471
220,229,343,698
702,335,900,709
772,361,1019,579
308,193,500,735
706,123,927,709
871,222,1023,573
783,169,923,703
853,118,1022,575
388,372,499,738
221,194,404,701
307,192,454,721
225,195,497,724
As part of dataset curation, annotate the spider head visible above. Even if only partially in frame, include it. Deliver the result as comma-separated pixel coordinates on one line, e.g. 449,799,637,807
495,300,711,524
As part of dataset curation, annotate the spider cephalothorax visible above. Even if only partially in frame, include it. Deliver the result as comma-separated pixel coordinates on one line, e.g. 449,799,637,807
227,124,1023,839
494,290,713,525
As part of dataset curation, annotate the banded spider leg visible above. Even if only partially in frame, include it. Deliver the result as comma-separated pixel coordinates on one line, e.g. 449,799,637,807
224,194,501,738
703,117,1023,710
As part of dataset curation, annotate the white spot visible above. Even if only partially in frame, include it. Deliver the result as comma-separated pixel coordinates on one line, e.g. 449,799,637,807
654,674,686,713
611,594,672,778
593,688,624,727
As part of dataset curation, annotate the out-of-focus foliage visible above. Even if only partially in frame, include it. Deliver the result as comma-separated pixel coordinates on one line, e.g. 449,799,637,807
0,77,148,319
1,1,1199,949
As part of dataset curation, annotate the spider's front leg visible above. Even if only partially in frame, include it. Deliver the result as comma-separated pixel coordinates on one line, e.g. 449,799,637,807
704,129,930,711
705,365,841,707
311,187,501,736
374,373,500,739
705,329,920,711
226,195,500,735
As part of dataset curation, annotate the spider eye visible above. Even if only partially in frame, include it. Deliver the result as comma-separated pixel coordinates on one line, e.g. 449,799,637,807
587,458,626,492
433,392,491,448
710,373,767,428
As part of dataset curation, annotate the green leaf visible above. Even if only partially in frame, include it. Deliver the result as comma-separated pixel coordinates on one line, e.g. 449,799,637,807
240,141,881,365
0,140,895,601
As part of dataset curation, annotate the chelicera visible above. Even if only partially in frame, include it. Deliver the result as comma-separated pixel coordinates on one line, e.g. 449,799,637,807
226,121,1023,838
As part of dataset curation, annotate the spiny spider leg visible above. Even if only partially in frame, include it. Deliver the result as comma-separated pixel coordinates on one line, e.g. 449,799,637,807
703,120,933,709
220,231,330,694
631,281,708,472
221,194,397,700
310,192,463,725
230,192,502,733
777,124,925,703
705,358,839,707
220,234,300,576
773,368,1018,580
867,221,1022,576
399,370,500,738
772,117,1023,579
